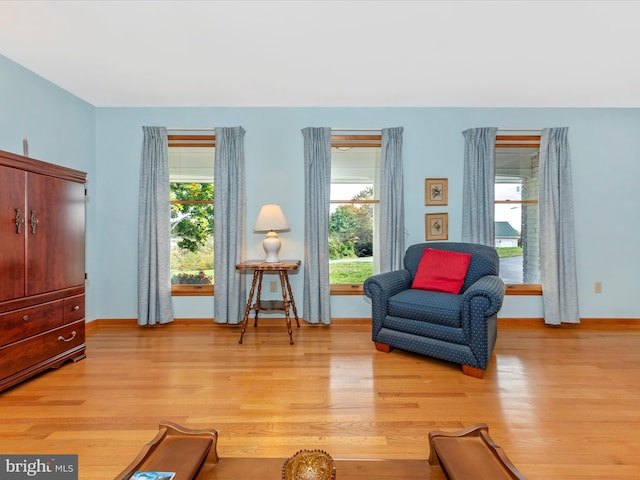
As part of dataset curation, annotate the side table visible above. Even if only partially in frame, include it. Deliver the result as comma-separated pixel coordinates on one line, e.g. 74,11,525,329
236,260,301,345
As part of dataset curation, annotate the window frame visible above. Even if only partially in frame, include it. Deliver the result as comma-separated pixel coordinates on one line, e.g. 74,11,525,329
329,134,381,295
169,134,215,297
495,134,542,296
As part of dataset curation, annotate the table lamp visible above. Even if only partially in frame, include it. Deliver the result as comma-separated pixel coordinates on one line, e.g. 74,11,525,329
254,204,290,263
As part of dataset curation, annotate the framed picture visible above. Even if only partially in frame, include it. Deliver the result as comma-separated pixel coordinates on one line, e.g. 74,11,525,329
424,178,448,206
425,213,448,241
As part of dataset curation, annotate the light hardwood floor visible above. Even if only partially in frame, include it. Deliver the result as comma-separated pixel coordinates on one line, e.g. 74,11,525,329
1,319,639,479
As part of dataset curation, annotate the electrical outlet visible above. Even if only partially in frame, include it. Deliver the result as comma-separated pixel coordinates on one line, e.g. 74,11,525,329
594,281,602,294
270,281,278,293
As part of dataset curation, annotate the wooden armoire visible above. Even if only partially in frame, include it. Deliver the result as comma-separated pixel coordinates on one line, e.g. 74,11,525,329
0,149,86,392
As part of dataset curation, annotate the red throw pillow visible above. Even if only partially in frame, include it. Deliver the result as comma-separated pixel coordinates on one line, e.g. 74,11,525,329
411,248,472,294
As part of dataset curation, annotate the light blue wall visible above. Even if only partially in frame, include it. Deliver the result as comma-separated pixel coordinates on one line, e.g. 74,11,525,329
0,55,95,170
0,54,97,320
95,107,640,321
3,53,640,322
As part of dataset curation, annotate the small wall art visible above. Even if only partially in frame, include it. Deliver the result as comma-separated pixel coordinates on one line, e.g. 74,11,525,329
425,213,448,241
424,178,448,206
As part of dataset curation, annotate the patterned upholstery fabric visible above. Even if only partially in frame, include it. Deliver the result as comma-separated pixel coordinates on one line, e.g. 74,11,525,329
363,242,504,372
388,289,463,328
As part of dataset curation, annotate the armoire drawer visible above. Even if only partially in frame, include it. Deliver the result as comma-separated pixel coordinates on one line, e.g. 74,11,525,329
0,300,65,346
0,319,85,379
64,294,85,322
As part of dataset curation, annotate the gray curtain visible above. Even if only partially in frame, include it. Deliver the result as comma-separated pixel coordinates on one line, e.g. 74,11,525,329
539,127,580,325
214,127,246,324
138,126,174,326
380,127,405,272
302,127,332,324
462,127,498,245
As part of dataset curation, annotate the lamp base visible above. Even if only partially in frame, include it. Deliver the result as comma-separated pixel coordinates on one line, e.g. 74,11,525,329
263,231,282,263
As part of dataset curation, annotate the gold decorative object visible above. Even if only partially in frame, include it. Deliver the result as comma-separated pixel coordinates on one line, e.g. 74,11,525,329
282,449,336,480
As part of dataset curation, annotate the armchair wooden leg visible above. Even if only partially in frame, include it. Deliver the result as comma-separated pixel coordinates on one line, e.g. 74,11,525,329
462,365,485,378
374,342,391,353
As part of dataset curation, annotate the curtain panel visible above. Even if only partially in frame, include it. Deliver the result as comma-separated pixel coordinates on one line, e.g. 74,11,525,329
380,127,405,272
214,126,247,324
137,126,174,326
302,127,332,324
539,127,580,325
462,127,498,246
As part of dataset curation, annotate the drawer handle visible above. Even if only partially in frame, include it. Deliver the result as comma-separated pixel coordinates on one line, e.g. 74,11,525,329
58,331,77,343
72,305,80,311
23,315,29,322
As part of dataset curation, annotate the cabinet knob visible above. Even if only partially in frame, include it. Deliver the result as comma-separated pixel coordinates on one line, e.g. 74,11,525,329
72,305,80,311
22,315,29,321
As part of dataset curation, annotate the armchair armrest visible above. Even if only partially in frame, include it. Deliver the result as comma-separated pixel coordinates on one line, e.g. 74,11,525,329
364,270,413,338
363,269,412,301
462,275,505,318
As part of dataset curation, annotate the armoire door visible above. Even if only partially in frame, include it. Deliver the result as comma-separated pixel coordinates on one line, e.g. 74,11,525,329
0,165,27,302
25,172,85,296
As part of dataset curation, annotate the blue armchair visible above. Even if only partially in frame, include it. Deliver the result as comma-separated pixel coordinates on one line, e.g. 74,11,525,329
363,242,504,378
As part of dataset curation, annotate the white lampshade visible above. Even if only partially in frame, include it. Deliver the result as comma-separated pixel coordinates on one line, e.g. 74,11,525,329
254,204,290,232
254,204,289,262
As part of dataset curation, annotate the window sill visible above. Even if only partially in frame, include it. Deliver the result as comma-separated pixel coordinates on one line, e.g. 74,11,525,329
329,284,542,296
330,284,364,295
171,285,214,296
504,284,542,296
170,284,539,297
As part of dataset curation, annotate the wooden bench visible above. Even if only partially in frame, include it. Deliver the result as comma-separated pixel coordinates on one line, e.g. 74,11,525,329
115,422,526,479
428,423,527,479
114,422,218,480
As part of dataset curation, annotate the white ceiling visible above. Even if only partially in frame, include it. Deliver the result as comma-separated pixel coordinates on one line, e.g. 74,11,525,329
1,0,639,108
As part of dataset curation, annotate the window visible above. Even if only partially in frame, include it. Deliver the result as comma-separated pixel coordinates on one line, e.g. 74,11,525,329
168,134,215,296
329,134,381,294
495,134,542,294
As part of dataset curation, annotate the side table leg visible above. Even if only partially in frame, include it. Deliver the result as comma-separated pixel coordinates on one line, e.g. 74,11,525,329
254,271,264,327
284,271,300,327
239,271,260,344
279,271,294,345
